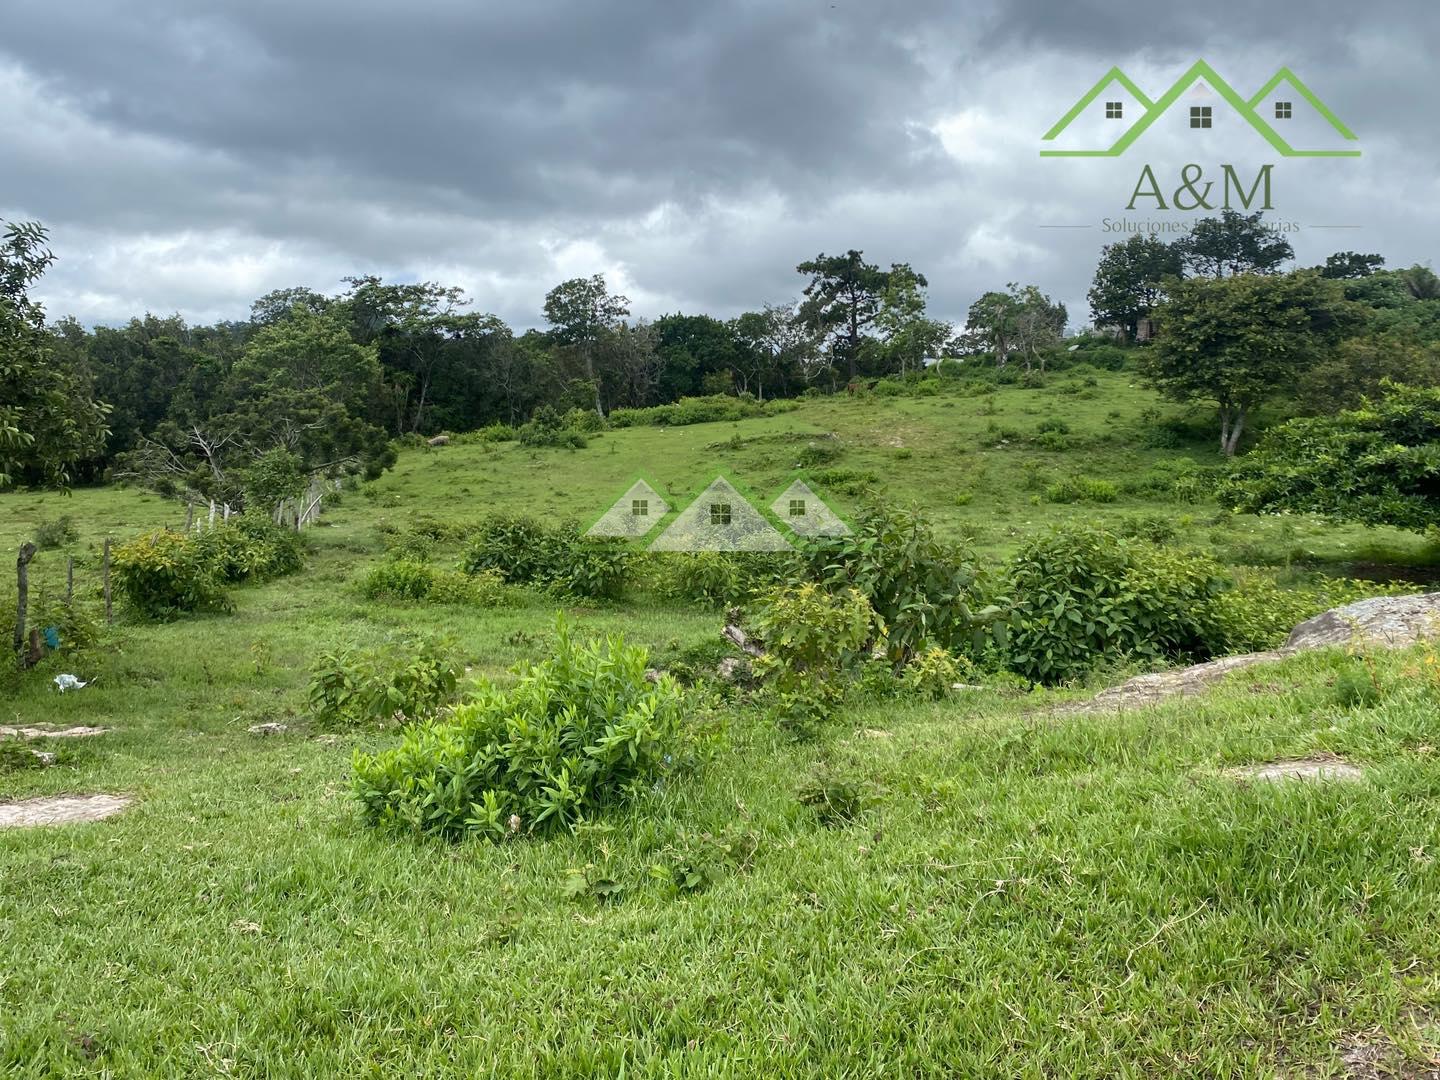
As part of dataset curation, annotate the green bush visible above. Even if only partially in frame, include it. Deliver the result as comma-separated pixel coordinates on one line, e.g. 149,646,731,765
309,640,461,729
463,516,631,600
517,406,588,448
352,621,693,839
607,394,783,428
1005,525,1227,684
361,561,514,606
754,583,882,679
33,516,78,550
795,505,1006,666
901,646,973,700
1042,476,1120,504
111,530,231,619
1197,573,1411,654
193,516,304,584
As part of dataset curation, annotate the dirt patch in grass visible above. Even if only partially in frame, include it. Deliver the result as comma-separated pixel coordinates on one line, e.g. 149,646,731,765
1227,756,1365,784
0,725,108,739
0,794,133,828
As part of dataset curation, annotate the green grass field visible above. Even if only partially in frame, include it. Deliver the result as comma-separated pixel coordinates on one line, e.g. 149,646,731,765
3,373,1440,1077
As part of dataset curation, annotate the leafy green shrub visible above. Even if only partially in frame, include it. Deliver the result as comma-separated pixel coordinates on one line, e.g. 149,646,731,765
649,826,759,893
901,646,973,700
808,467,879,496
1042,476,1119,504
797,440,842,467
797,764,880,826
352,621,693,839
462,515,560,584
1005,525,1227,684
795,505,1006,666
111,530,231,619
361,561,513,606
517,406,588,448
194,516,304,584
755,583,882,678
1197,573,1411,653
462,515,631,600
650,552,740,606
607,394,782,428
1116,514,1179,545
309,640,461,729
33,516,78,550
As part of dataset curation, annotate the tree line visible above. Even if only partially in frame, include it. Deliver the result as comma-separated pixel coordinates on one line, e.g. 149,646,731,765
3,212,1437,508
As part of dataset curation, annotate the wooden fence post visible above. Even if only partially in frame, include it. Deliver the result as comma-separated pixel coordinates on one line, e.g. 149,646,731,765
185,502,195,531
66,557,74,603
15,542,36,660
102,538,113,624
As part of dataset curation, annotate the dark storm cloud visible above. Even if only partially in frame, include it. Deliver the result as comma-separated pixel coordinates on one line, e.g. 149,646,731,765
0,0,1436,330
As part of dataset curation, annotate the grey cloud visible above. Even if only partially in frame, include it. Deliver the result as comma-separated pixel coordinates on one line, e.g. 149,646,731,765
0,0,1436,332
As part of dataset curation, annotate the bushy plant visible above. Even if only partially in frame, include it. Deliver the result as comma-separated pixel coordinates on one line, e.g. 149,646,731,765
1198,572,1411,654
111,530,231,619
754,583,882,678
361,560,513,606
309,639,461,729
1042,476,1120,504
352,621,693,839
193,516,304,584
1005,525,1227,684
795,505,1005,666
901,646,973,700
33,516,78,550
462,515,631,600
649,551,792,607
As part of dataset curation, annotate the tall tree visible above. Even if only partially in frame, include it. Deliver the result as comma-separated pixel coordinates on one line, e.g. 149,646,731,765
340,276,500,434
542,274,631,417
1174,210,1293,278
0,220,109,488
965,284,1066,371
732,302,821,395
1319,251,1385,280
1087,234,1184,340
1145,271,1353,456
796,250,901,381
875,264,952,377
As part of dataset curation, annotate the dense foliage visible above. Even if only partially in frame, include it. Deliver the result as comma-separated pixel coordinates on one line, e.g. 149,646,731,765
309,641,462,729
796,505,1005,666
1219,382,1440,532
462,515,631,600
111,518,303,619
352,621,691,839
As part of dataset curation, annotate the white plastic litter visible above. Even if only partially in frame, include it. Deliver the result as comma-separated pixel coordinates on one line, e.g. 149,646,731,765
53,674,88,692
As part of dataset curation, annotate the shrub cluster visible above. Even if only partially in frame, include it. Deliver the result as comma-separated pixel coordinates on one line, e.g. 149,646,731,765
1006,525,1226,684
794,505,1005,666
352,621,692,839
462,515,631,600
309,639,462,729
111,517,303,620
647,551,793,607
607,394,793,428
361,560,515,607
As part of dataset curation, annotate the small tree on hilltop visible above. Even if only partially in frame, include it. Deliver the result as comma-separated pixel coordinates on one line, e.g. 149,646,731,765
1144,271,1354,457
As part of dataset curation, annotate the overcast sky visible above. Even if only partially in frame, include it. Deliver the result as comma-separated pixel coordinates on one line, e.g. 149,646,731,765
3,0,1437,332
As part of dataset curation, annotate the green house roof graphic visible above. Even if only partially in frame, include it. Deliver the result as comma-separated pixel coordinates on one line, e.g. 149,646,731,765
585,479,669,538
648,476,792,552
1040,60,1358,157
770,479,850,539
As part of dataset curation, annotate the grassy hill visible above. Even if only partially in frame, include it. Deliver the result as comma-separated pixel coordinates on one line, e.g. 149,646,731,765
3,373,1440,1076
